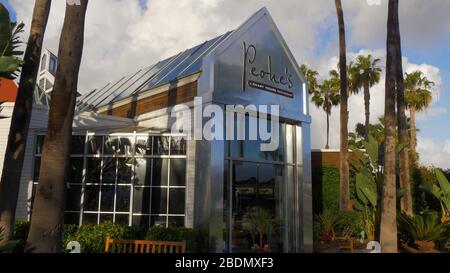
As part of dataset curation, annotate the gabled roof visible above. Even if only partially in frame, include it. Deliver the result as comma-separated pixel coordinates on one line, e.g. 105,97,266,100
76,31,233,112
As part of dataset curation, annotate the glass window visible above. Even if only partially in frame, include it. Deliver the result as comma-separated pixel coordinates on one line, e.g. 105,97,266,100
150,216,167,227
38,78,45,91
87,136,102,155
40,55,47,71
286,124,294,164
134,158,151,186
171,137,186,155
135,136,152,155
151,159,168,187
153,136,170,155
71,136,85,155
100,214,113,224
115,214,129,226
36,135,45,154
86,158,101,184
116,186,130,212
45,79,53,91
100,185,115,212
151,187,167,214
66,185,82,211
133,187,150,214
168,217,184,227
68,157,83,184
33,157,41,182
169,188,185,214
82,213,98,224
83,185,100,211
102,158,116,184
104,136,119,155
169,159,186,186
296,126,303,165
49,56,57,75
65,213,80,225
132,215,149,226
117,158,133,185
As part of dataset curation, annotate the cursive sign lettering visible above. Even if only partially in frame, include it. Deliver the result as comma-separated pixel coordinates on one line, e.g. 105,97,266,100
242,42,294,98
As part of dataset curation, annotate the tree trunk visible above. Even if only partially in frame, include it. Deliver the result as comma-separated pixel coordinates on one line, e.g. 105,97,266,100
394,5,413,216
326,113,330,150
335,0,350,211
26,0,88,253
364,82,370,141
410,107,417,161
380,0,398,253
0,0,52,244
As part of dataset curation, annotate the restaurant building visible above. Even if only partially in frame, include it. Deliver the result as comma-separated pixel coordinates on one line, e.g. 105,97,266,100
13,7,312,253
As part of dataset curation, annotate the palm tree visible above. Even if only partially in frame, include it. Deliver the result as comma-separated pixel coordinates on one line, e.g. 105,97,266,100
312,73,340,150
334,0,351,211
0,0,51,245
353,55,382,141
0,4,24,79
26,0,88,253
394,16,412,216
404,70,434,161
380,0,399,253
300,64,319,95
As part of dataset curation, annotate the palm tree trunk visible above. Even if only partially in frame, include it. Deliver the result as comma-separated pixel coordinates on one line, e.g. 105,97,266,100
364,82,370,141
380,0,399,253
0,0,51,244
26,0,88,253
394,10,412,216
326,113,330,150
335,0,350,211
410,106,417,161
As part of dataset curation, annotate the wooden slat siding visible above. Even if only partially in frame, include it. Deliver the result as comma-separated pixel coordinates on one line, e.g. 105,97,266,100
105,237,186,253
100,81,197,119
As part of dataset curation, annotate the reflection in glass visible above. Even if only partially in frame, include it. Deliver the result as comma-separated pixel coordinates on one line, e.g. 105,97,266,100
115,214,129,225
171,137,186,155
153,136,170,155
102,158,116,184
68,157,84,184
100,214,113,224
169,188,185,214
83,185,100,211
36,135,45,154
150,216,167,227
117,158,133,184
86,158,101,184
168,217,184,227
132,215,149,226
152,159,168,187
169,159,186,186
87,136,102,155
135,136,152,155
116,186,130,212
151,187,167,214
33,157,41,182
134,158,151,186
66,185,81,211
100,185,115,212
133,187,150,214
82,213,98,224
71,135,85,155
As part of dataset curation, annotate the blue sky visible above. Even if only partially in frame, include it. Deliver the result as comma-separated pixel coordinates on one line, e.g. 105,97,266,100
4,0,450,168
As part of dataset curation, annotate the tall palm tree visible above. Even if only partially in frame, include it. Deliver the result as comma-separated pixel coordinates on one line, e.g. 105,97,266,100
312,73,340,150
353,54,382,141
26,0,88,253
0,0,51,245
334,0,351,211
394,16,412,216
300,64,319,95
380,0,399,253
404,70,434,161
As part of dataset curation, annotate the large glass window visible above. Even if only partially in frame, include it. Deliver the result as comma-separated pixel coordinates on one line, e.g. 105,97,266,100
32,134,187,227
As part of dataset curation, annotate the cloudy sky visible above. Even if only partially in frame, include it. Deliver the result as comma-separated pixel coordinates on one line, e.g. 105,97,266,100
3,0,450,168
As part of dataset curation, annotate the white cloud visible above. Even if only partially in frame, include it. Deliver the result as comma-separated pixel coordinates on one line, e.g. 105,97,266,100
417,137,450,169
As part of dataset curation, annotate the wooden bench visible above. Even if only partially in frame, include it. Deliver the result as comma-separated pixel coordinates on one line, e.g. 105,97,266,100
105,237,186,253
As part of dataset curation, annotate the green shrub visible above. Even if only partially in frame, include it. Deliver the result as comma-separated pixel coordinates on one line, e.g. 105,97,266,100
398,212,450,245
145,226,199,253
312,165,340,214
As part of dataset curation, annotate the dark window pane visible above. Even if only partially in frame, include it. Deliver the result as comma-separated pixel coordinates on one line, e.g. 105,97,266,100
87,136,102,155
153,136,169,155
64,213,80,225
103,136,118,155
169,188,185,214
71,136,85,155
100,185,115,212
83,185,99,211
68,157,84,184
33,157,41,182
170,137,186,155
169,159,186,186
151,187,167,214
133,187,150,214
168,217,184,227
82,213,98,224
36,135,45,154
66,184,81,211
150,216,167,227
152,159,168,187
115,214,129,226
86,158,101,184
132,215,149,226
135,136,152,155
102,158,117,184
117,137,134,156
117,158,132,184
116,186,130,212
134,158,151,186
100,214,113,224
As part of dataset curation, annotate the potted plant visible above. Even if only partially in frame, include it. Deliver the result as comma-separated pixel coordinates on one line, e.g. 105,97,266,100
246,207,276,253
398,212,450,253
